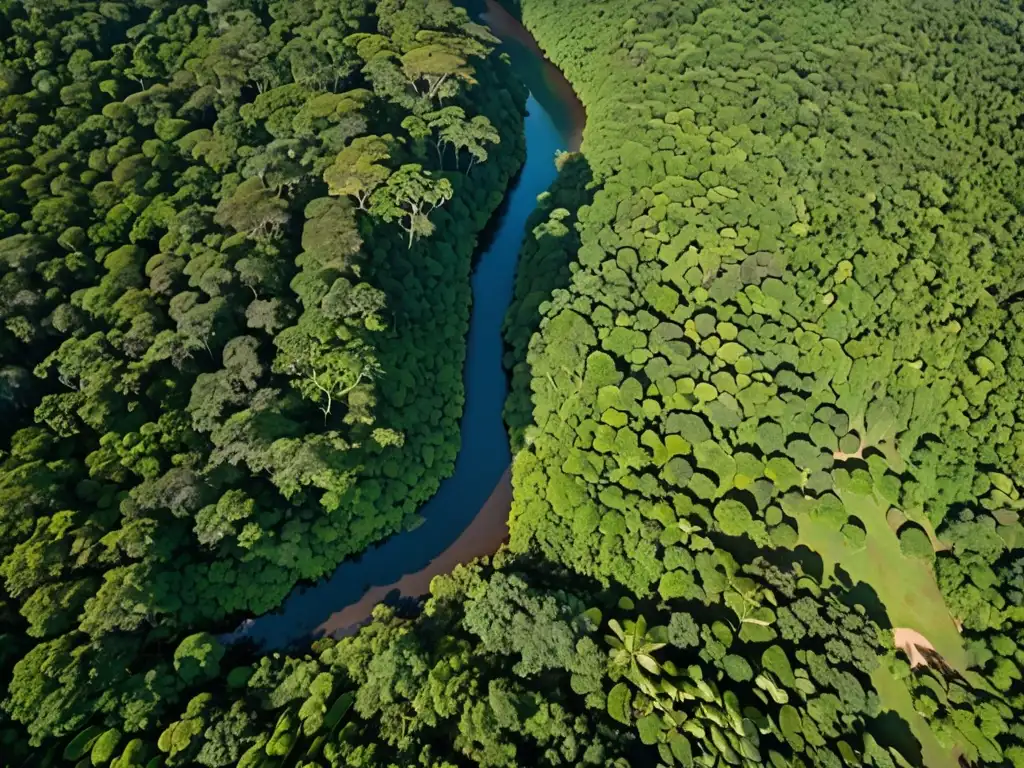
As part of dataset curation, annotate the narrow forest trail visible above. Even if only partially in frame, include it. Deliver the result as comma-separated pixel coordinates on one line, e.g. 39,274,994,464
229,6,585,649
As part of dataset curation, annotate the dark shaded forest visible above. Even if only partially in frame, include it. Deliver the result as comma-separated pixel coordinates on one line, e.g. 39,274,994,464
0,0,528,762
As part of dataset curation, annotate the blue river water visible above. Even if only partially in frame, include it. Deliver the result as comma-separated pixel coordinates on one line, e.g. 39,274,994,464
234,12,582,649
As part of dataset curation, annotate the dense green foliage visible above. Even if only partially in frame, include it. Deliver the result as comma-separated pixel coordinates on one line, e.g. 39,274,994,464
4,0,1024,765
0,0,525,756
502,150,592,450
47,560,635,768
9,554,924,768
501,0,1024,763
507,0,1024,591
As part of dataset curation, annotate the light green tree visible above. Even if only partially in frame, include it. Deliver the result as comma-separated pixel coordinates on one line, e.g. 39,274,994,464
369,163,453,247
323,135,393,210
606,614,667,694
443,114,500,174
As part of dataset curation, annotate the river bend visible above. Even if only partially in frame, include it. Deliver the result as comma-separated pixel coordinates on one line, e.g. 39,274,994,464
230,1,584,649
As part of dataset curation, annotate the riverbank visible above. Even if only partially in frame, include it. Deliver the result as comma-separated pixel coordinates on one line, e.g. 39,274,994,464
230,7,585,649
482,0,584,152
317,469,512,637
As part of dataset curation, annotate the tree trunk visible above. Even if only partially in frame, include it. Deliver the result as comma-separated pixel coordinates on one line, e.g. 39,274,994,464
427,73,449,101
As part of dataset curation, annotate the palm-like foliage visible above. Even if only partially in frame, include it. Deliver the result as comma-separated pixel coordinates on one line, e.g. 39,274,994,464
606,614,668,693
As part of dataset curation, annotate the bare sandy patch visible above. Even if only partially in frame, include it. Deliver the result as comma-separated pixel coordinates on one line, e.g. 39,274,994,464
894,627,942,669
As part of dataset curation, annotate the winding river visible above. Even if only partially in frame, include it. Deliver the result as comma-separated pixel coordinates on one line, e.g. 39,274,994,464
231,1,584,649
